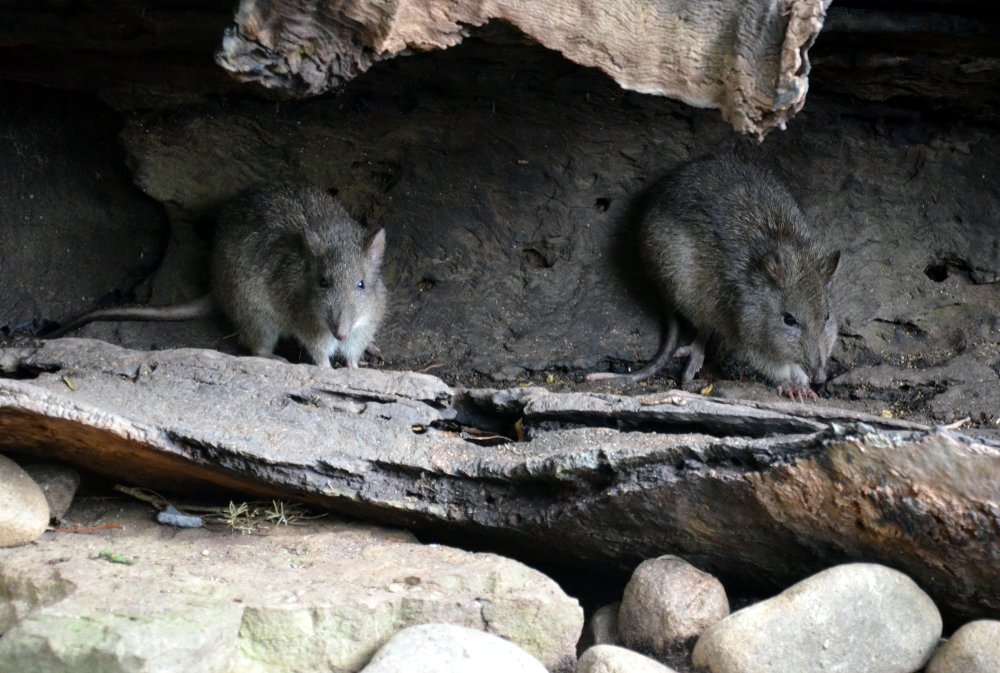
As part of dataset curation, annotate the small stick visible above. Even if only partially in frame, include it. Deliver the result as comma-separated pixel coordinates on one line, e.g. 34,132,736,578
52,524,123,533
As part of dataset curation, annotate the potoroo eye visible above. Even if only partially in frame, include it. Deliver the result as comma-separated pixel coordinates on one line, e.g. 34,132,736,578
318,276,332,289
783,312,799,327
357,279,365,290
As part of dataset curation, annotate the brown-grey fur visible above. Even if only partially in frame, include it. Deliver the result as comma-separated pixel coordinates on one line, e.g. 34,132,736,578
590,154,840,399
50,182,388,368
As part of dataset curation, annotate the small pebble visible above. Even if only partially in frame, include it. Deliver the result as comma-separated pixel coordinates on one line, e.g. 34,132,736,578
926,620,1000,673
582,602,620,648
21,463,81,522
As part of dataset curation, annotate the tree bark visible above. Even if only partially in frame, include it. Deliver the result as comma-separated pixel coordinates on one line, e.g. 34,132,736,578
215,0,830,137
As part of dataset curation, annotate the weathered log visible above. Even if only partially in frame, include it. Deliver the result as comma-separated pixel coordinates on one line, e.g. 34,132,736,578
1,339,997,624
0,0,1000,127
214,0,830,137
1,2,997,125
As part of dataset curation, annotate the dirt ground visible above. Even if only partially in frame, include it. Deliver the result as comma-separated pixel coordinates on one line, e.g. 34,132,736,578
4,33,999,436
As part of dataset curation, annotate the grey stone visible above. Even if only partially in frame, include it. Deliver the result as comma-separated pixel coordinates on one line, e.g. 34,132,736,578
20,463,80,522
0,499,582,673
583,602,620,648
0,454,49,547
691,563,942,673
576,645,679,673
359,623,548,673
619,555,729,654
926,620,1000,673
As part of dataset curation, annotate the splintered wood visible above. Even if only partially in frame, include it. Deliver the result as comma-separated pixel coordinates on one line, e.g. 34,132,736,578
215,0,829,137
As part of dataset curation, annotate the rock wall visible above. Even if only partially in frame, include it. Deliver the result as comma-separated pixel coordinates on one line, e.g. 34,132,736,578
12,30,996,431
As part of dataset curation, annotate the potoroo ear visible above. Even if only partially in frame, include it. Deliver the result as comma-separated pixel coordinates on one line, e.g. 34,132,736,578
365,228,386,268
823,250,841,281
761,251,786,287
300,229,324,257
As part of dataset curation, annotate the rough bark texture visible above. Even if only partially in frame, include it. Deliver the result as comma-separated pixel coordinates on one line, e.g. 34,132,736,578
215,0,829,137
1,2,997,123
1,339,997,625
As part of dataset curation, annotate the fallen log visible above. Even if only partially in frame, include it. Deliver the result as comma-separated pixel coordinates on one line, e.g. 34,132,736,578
0,339,997,623
214,0,830,137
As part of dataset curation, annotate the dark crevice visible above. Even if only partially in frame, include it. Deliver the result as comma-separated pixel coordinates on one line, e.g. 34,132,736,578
924,255,993,285
873,318,929,337
427,418,517,446
446,390,527,438
924,261,950,282
312,386,451,409
520,247,553,269
523,411,820,440
448,389,822,442
287,393,322,407
0,361,61,380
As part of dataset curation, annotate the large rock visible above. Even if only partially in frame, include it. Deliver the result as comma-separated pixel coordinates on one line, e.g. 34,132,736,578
0,454,49,547
0,499,582,673
359,623,548,673
0,339,998,626
618,555,728,654
926,620,1000,673
691,563,942,673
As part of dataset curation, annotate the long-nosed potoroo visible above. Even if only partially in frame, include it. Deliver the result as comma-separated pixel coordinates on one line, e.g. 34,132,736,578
588,154,840,401
50,182,388,368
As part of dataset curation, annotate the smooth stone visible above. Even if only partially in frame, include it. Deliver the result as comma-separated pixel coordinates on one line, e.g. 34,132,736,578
0,454,49,547
20,463,81,522
619,555,729,654
359,623,547,673
926,620,1000,673
576,644,679,673
584,602,621,648
692,563,942,673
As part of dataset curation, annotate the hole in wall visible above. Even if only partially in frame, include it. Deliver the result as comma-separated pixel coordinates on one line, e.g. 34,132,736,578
521,248,552,268
924,262,949,282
